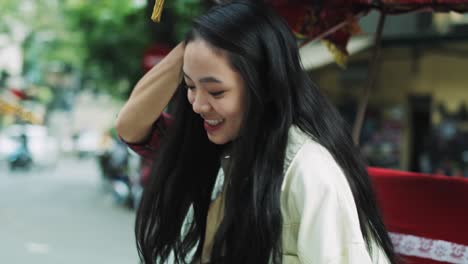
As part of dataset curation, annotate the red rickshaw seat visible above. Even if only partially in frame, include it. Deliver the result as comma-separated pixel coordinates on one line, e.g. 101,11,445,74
368,167,468,264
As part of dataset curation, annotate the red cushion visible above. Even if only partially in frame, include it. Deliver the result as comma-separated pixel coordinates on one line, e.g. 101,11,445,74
369,167,468,245
398,255,450,264
369,167,468,263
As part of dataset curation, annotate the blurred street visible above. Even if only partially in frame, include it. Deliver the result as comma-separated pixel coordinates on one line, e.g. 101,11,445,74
0,156,139,264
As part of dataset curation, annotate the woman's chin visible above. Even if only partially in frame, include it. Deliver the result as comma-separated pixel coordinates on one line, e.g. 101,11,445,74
207,134,228,145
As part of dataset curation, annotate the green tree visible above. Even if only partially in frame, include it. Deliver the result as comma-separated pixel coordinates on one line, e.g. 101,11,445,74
1,0,209,100
63,0,208,99
167,0,209,41
63,0,153,99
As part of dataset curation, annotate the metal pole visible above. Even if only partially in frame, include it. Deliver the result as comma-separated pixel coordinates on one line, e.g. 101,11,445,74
352,12,386,145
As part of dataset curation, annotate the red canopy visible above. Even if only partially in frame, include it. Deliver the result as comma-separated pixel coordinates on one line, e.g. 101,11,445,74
268,0,468,65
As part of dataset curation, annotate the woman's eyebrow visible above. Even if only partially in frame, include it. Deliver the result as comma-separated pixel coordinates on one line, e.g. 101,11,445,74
183,71,222,84
199,76,222,84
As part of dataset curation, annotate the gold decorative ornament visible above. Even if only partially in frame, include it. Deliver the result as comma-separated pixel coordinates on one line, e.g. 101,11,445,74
151,0,166,22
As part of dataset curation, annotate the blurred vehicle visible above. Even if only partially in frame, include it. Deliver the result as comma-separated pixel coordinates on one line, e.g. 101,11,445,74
0,124,59,169
97,135,142,209
128,149,145,209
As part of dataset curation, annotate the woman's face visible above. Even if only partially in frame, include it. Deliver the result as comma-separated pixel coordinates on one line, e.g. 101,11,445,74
183,39,245,145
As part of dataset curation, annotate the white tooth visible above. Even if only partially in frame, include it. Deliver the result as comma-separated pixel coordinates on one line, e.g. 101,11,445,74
206,119,223,125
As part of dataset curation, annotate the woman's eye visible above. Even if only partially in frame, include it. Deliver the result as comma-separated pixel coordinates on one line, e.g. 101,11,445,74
209,91,225,97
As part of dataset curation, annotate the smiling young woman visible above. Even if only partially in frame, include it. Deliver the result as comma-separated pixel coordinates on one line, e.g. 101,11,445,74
115,1,397,264
183,39,245,145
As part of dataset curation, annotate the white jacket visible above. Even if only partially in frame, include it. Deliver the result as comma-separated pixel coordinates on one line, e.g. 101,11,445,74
278,126,390,263
181,125,391,264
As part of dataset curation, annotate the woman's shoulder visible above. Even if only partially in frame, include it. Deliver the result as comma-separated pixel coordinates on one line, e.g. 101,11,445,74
281,126,365,240
283,125,340,176
282,125,350,197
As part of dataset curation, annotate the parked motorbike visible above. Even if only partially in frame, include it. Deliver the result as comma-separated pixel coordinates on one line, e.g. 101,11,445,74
97,138,140,208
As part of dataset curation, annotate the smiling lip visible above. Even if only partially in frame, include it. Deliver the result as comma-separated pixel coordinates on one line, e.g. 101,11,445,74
204,120,224,133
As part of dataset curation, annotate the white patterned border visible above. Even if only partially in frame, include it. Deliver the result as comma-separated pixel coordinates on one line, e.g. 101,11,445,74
389,232,468,264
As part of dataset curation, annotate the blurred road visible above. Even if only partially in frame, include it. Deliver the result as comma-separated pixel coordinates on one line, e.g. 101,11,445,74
0,156,139,264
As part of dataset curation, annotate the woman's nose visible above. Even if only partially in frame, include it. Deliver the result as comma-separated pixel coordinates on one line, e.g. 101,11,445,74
191,91,211,114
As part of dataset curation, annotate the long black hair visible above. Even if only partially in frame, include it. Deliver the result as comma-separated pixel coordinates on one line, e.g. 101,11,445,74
135,1,396,263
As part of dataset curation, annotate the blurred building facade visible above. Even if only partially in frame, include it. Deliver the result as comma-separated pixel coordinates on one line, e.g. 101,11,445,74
310,12,468,176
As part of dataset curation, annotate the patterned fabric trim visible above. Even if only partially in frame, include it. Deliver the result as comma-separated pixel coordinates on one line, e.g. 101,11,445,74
390,232,468,264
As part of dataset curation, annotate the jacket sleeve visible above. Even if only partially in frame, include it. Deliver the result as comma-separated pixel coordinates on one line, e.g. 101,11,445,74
288,142,379,264
118,112,173,160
